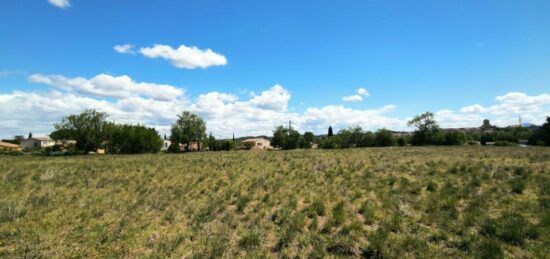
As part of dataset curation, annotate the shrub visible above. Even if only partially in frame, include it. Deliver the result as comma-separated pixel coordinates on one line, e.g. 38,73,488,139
358,201,375,225
476,239,504,259
510,179,525,194
497,213,530,245
306,198,326,218
238,229,262,250
330,202,346,227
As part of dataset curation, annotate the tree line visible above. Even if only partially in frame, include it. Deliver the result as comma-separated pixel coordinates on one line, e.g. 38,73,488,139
16,109,550,155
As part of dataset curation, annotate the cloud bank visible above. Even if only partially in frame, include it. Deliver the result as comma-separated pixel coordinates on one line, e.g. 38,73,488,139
0,73,549,138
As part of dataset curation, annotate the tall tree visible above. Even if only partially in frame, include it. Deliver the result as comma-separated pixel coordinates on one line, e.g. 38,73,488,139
170,111,207,151
52,109,109,152
408,112,441,145
481,119,492,130
28,132,32,139
328,126,333,138
529,117,550,146
303,132,315,144
375,129,396,147
272,125,287,148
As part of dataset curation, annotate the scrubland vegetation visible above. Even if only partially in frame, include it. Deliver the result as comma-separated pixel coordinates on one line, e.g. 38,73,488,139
1,147,549,257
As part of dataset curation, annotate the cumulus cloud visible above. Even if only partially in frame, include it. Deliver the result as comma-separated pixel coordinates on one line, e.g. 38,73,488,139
1,74,548,139
342,87,370,102
29,73,184,101
442,92,550,128
48,0,70,9
139,44,227,69
113,44,135,54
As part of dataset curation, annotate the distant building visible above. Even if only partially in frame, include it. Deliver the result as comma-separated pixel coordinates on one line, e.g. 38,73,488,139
179,142,200,152
0,141,22,152
242,138,272,150
20,137,55,151
161,140,171,151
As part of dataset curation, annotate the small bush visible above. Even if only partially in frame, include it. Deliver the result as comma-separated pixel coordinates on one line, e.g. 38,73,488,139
510,179,525,194
238,229,262,250
306,198,326,218
330,202,346,227
476,239,504,259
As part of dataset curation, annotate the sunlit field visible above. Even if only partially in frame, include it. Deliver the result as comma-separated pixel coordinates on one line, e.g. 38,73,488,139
1,147,549,258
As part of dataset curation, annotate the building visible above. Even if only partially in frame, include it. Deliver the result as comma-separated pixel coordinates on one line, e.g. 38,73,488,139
0,141,22,152
161,140,171,151
20,137,55,151
179,142,200,152
242,138,272,150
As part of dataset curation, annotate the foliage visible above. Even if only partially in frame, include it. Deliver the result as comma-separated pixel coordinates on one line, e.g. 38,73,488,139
271,125,303,150
105,124,162,154
51,109,109,153
170,111,207,151
375,129,396,147
408,112,441,145
529,117,550,146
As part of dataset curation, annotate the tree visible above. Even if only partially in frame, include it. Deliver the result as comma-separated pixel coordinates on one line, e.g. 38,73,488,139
375,129,396,147
106,124,162,154
481,119,492,130
328,126,334,138
271,125,302,149
408,112,441,145
28,132,32,139
338,126,364,148
443,131,467,145
271,125,287,148
303,132,315,144
170,111,207,151
52,109,109,153
529,117,550,146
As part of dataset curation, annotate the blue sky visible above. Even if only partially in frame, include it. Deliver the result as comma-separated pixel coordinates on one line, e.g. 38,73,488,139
1,0,549,138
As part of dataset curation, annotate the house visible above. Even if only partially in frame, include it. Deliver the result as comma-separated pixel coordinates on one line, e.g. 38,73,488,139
0,141,22,152
179,142,200,151
20,137,55,151
242,138,272,150
161,140,171,151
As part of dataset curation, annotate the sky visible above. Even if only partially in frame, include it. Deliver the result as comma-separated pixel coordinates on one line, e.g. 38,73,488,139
1,0,549,139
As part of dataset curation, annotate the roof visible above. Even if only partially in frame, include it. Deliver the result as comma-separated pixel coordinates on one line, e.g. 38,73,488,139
24,137,53,141
242,138,269,143
0,141,21,148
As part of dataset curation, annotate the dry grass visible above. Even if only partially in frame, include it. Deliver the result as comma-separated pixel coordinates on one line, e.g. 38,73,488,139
0,146,549,257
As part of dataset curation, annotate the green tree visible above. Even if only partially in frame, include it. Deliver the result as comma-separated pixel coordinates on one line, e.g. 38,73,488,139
328,126,334,138
303,132,315,144
51,109,109,153
529,117,550,146
271,126,287,148
375,129,396,147
338,126,364,148
106,124,162,154
170,111,207,151
481,119,492,130
28,132,32,139
408,112,441,145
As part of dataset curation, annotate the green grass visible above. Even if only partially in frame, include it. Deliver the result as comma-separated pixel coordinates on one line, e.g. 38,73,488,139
0,147,549,257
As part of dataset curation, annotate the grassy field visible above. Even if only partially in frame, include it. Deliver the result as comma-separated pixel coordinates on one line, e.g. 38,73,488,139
1,147,549,258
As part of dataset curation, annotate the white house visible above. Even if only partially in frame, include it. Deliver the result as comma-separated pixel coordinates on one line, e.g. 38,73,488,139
20,137,56,151
161,140,171,151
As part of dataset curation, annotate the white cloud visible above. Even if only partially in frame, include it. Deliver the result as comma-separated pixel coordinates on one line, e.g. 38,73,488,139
342,95,363,102
29,73,184,101
441,92,550,128
1,74,549,139
342,87,370,102
48,0,70,9
357,87,370,96
113,44,135,54
139,44,227,69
